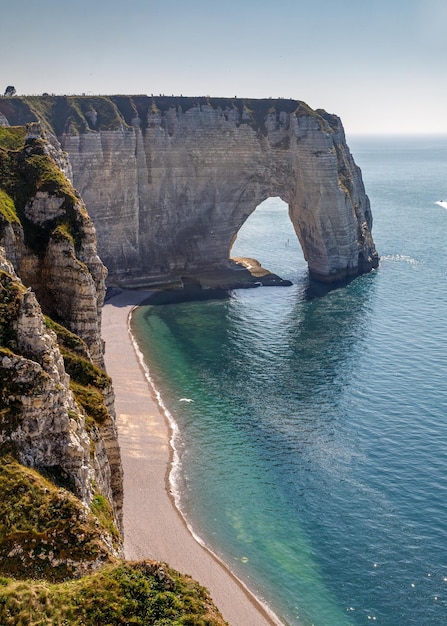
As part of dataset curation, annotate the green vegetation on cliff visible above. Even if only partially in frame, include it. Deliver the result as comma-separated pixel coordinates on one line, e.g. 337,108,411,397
0,94,334,138
0,189,19,224
62,349,111,391
0,561,227,625
43,316,112,426
70,380,109,426
0,140,76,212
0,126,25,151
0,454,227,624
0,455,116,582
43,316,113,427
44,317,89,356
0,429,223,623
0,128,23,225
22,95,129,135
19,151,75,200
0,132,85,257
0,271,25,351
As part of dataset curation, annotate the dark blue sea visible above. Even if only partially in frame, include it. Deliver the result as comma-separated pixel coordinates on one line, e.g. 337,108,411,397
131,135,447,625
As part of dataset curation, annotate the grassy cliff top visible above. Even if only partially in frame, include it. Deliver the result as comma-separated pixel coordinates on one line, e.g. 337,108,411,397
0,94,337,135
0,126,26,150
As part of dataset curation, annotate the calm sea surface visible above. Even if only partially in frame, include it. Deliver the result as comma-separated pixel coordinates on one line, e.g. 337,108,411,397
131,136,447,625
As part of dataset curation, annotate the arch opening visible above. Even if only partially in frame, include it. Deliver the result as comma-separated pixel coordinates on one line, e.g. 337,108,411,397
229,197,306,285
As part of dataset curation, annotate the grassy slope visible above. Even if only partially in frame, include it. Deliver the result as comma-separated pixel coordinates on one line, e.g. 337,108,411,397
0,457,227,625
0,455,116,582
0,561,227,626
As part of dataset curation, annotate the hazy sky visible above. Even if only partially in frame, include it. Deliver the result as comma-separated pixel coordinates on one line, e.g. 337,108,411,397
2,0,446,135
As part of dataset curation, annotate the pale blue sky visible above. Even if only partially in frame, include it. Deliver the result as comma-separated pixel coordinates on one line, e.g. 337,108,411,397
2,0,446,135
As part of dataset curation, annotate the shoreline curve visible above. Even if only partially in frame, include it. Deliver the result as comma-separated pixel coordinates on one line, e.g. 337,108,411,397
102,288,286,626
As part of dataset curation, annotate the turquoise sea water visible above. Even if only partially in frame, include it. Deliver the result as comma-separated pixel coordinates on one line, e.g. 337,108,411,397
131,136,447,625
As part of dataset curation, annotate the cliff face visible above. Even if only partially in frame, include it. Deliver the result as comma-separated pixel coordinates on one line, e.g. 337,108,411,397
0,125,123,577
0,96,378,286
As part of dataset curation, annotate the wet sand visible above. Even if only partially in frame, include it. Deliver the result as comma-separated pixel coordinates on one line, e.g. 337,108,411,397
102,289,283,626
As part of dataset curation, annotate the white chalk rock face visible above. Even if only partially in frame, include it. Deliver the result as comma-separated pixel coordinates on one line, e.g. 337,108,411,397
55,96,378,286
0,129,123,538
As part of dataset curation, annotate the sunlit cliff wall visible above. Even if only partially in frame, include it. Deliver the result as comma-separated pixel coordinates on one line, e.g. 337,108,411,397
0,96,378,286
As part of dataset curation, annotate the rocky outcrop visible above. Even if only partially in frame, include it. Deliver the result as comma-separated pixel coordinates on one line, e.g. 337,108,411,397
0,123,107,365
0,127,123,545
0,95,378,287
0,253,123,580
1,258,93,500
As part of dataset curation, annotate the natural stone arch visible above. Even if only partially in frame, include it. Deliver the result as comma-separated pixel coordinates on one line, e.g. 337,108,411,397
121,97,378,287
0,95,378,287
148,101,377,287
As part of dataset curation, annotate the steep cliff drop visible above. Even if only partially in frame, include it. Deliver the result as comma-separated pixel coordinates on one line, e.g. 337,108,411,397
0,96,378,289
0,122,123,577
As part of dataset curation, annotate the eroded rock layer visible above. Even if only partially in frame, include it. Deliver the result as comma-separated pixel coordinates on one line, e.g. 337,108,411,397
0,126,123,550
0,96,378,286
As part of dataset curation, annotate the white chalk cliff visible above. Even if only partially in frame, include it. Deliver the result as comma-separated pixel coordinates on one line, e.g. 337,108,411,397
0,96,378,287
0,125,123,558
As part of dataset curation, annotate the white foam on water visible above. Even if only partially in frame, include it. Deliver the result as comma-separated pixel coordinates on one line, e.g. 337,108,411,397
380,254,418,265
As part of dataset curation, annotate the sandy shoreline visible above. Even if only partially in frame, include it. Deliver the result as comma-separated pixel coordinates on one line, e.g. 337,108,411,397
102,289,284,626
